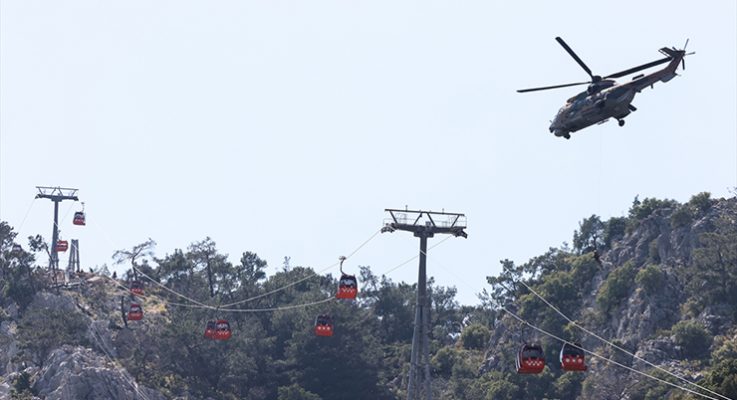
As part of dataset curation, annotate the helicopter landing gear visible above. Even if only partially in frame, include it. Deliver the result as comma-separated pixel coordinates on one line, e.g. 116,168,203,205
617,119,625,127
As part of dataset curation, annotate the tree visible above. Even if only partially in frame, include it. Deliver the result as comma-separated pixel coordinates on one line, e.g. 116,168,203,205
672,321,711,359
635,265,665,295
460,323,490,350
113,238,156,282
573,215,604,254
278,384,322,400
688,212,737,310
18,307,88,367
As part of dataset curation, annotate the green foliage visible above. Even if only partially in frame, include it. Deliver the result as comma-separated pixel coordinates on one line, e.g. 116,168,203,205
277,384,322,400
648,239,661,263
688,192,713,214
701,359,737,398
629,196,679,221
596,262,637,313
687,212,737,311
0,223,40,310
603,216,626,248
17,307,88,366
460,323,490,350
432,346,458,376
554,372,584,399
670,205,693,228
671,320,711,359
573,215,604,254
10,371,34,399
635,265,665,295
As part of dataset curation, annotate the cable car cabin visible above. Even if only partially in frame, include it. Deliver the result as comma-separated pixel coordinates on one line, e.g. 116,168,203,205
560,342,587,372
213,319,232,341
516,343,545,374
336,274,358,300
11,244,23,254
314,315,334,337
204,320,216,339
130,280,144,296
55,240,69,252
127,304,143,321
73,211,86,226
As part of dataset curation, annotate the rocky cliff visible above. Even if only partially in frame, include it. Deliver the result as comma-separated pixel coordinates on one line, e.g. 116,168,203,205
481,195,737,400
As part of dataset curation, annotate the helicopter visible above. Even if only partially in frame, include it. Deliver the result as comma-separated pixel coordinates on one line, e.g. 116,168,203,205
518,37,692,139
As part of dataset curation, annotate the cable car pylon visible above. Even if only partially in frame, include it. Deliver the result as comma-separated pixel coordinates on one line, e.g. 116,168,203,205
35,186,79,287
381,208,467,400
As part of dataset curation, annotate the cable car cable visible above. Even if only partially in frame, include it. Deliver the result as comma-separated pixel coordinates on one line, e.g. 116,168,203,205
91,220,381,310
514,279,732,400
422,250,733,400
219,228,383,308
13,197,37,234
501,306,726,400
89,325,153,400
167,296,335,313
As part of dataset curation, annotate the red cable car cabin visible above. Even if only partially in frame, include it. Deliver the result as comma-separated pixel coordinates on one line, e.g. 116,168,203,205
336,274,358,300
55,240,69,252
73,211,86,226
213,320,232,341
127,304,143,321
516,343,545,374
314,315,334,337
560,342,587,372
204,320,216,339
130,280,144,296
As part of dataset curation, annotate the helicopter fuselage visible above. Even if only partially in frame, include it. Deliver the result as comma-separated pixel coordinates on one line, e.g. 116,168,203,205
549,84,636,138
548,48,684,139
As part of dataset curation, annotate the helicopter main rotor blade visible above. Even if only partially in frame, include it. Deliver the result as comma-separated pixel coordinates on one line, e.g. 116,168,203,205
603,56,673,79
555,37,594,79
517,81,590,93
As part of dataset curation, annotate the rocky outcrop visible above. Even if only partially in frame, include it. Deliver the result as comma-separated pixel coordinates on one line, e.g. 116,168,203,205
0,282,168,400
481,197,737,399
33,345,164,400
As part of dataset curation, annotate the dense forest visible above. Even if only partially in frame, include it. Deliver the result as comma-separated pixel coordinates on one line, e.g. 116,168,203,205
1,192,736,400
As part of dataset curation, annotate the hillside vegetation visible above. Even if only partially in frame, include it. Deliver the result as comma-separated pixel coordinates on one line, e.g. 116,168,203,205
1,192,735,400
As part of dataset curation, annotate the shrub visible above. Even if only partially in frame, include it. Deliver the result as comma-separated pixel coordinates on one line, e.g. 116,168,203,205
596,262,636,313
277,384,322,400
432,346,458,376
672,320,711,359
603,217,626,248
635,265,665,295
648,240,661,263
18,307,88,366
670,205,693,228
460,323,490,350
688,192,713,214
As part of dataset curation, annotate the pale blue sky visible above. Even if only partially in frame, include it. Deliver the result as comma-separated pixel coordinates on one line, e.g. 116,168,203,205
1,0,735,305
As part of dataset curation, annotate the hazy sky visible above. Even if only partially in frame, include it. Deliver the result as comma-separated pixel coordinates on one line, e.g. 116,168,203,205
1,0,735,305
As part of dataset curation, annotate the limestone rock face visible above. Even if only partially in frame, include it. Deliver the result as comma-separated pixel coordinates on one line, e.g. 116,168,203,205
33,345,165,400
480,197,737,400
